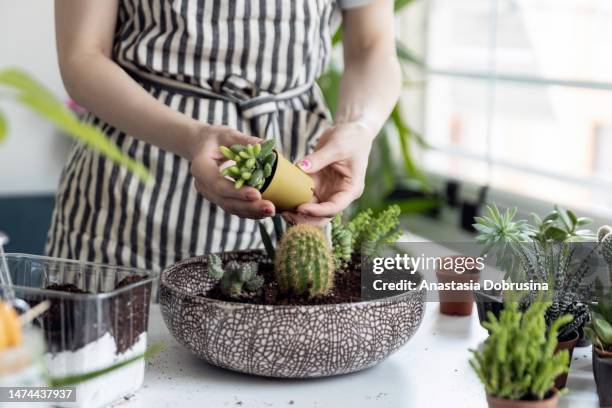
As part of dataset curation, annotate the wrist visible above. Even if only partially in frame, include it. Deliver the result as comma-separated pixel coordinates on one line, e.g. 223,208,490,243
182,121,209,161
333,120,377,144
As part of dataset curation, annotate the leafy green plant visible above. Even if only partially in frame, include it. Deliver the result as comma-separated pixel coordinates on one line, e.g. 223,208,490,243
219,140,276,190
207,254,264,298
585,293,612,352
532,205,594,243
0,68,151,183
470,299,572,401
348,204,402,258
274,224,335,298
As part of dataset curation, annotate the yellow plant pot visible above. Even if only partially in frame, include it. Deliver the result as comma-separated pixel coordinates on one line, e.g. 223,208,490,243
261,151,314,211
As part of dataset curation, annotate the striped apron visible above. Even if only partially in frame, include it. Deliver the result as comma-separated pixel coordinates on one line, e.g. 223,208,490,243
45,0,343,273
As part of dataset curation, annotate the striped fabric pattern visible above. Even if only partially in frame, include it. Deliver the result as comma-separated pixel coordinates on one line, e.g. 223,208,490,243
45,0,355,273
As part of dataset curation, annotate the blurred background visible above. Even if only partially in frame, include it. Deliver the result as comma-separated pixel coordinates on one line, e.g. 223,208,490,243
1,0,611,254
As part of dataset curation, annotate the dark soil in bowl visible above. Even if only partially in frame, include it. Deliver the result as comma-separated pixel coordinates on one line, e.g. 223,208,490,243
202,253,412,306
31,276,151,354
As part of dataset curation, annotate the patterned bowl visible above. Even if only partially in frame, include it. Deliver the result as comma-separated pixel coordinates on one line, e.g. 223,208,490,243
159,250,426,378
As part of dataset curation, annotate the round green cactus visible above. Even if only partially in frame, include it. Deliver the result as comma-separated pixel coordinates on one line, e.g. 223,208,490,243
219,139,276,190
274,224,335,297
601,230,612,266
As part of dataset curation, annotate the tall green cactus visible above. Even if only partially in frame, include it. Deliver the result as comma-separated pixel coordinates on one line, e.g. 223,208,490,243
348,204,402,257
207,254,264,298
219,139,276,190
274,224,335,297
470,299,572,400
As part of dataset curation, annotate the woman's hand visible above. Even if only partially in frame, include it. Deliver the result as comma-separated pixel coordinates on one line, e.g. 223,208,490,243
189,125,276,219
291,122,375,219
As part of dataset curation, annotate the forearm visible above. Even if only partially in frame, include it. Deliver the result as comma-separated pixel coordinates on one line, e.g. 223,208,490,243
335,50,401,137
60,53,201,160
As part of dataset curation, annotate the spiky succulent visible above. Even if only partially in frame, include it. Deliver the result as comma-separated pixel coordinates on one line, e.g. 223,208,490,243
207,254,264,298
274,224,335,298
331,214,353,268
473,204,535,277
599,226,612,266
470,299,572,400
220,139,276,190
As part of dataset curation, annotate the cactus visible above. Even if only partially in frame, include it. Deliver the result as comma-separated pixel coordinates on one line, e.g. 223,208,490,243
331,214,353,268
207,254,264,298
274,224,335,297
470,299,572,400
219,139,276,190
598,225,612,243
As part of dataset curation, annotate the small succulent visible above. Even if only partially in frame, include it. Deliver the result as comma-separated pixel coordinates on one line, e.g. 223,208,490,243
220,139,276,190
331,214,353,268
207,254,264,298
470,299,572,401
348,205,402,258
585,289,612,352
599,226,612,266
473,204,534,276
532,205,594,243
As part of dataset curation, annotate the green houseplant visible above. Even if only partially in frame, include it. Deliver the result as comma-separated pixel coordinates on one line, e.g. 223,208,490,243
585,294,612,407
470,298,572,408
218,140,314,211
0,68,150,183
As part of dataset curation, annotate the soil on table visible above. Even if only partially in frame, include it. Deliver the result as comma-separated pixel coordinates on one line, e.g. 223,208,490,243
31,276,150,354
203,253,416,306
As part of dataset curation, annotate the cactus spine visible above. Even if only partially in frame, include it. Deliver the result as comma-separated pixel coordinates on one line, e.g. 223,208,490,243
207,254,264,298
274,224,335,297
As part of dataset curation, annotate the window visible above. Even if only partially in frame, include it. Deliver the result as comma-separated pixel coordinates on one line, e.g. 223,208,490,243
403,0,612,218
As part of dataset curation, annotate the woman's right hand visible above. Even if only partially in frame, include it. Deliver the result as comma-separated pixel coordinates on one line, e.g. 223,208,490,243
189,125,276,219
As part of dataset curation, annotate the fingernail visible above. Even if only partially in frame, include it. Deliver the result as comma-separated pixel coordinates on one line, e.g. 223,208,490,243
263,207,273,216
298,159,311,170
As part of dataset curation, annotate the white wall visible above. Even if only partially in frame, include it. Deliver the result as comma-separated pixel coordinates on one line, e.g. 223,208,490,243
0,1,71,195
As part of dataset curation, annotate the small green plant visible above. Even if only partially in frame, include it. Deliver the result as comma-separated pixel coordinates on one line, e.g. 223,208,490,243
532,205,594,243
470,299,572,401
585,297,612,353
599,226,612,266
274,224,335,298
331,214,353,268
219,139,276,190
348,204,402,258
208,254,264,298
0,68,151,183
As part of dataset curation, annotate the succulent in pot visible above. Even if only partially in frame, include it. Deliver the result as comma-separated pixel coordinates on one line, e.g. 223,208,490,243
470,298,572,408
584,286,612,407
219,139,314,211
160,205,425,378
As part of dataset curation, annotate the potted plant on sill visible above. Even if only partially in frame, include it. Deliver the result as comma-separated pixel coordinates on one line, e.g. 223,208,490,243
470,298,572,408
435,255,481,316
219,140,314,211
159,205,426,378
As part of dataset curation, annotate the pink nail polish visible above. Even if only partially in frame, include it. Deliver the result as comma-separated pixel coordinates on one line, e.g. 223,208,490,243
299,159,311,170
263,208,273,215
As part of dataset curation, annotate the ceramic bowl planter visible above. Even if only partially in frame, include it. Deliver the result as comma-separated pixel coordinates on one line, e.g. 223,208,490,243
159,250,426,378
436,256,480,316
592,347,612,407
485,391,559,408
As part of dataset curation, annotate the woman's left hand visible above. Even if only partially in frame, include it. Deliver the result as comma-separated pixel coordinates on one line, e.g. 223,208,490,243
282,122,374,225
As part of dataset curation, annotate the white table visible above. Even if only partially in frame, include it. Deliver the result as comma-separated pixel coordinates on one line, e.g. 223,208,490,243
109,304,600,408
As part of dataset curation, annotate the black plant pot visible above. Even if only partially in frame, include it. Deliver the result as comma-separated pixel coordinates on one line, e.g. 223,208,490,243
474,290,504,328
593,347,612,407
